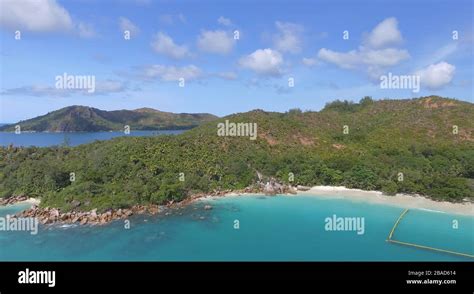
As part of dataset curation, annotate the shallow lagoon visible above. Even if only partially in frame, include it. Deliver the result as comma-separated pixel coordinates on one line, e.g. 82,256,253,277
0,195,472,261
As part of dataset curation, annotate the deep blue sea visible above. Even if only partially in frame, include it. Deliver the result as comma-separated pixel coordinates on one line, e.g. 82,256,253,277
0,196,472,261
0,130,184,147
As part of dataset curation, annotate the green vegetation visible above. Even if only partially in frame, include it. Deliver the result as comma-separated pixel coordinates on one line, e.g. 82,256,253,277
1,96,472,212
0,105,218,132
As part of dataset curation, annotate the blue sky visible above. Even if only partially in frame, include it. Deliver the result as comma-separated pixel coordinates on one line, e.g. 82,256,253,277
0,0,472,122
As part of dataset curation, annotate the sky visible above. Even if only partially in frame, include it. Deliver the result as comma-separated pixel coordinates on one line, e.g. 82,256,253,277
0,0,473,122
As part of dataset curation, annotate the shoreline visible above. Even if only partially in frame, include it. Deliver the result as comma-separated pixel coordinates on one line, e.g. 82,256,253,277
300,186,473,216
204,186,473,217
18,198,41,206
0,196,41,207
3,185,473,226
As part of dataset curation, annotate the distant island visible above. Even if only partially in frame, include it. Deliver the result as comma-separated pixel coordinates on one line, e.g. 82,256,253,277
0,106,218,132
1,96,473,219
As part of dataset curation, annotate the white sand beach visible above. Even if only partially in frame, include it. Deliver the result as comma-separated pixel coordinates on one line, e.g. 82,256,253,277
202,186,474,216
297,186,474,216
5,190,473,217
19,198,41,206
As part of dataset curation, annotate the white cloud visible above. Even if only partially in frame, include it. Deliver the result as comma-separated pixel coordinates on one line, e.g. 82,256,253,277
302,57,318,67
0,0,73,32
197,30,235,54
318,48,358,69
78,22,97,38
239,49,283,76
317,17,409,78
151,32,190,59
119,17,140,36
273,21,303,54
415,62,455,89
318,47,409,70
362,48,410,67
142,65,203,81
365,17,402,49
217,16,233,26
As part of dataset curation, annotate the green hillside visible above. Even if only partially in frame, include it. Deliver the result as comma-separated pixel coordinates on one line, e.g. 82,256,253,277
0,105,218,132
1,96,473,212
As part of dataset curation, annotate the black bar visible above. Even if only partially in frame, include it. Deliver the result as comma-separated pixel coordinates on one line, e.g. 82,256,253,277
0,262,472,291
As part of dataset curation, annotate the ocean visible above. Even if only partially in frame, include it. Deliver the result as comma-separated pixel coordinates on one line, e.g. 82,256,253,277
0,130,185,147
0,195,472,261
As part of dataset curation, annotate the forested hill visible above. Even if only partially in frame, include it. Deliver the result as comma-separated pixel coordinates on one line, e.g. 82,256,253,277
0,106,218,132
1,96,473,212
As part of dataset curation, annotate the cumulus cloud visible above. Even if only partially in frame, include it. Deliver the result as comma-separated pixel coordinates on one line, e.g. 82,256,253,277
0,0,73,32
273,21,304,54
151,32,190,59
119,17,140,36
365,17,403,49
415,62,455,89
217,16,233,26
319,47,409,68
141,65,203,82
318,49,359,69
317,18,409,78
197,30,235,54
362,48,410,67
318,47,410,79
239,49,283,76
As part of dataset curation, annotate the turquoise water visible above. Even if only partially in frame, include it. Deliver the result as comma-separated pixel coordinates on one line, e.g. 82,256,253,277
0,195,472,261
0,130,184,147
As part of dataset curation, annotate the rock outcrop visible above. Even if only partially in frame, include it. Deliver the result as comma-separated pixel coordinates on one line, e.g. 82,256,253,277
8,174,300,226
11,204,168,226
0,195,28,206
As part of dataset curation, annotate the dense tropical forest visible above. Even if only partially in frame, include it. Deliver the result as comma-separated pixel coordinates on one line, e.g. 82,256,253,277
1,96,473,212
0,105,217,132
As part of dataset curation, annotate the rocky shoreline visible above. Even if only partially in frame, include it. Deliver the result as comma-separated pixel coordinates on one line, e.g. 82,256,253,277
14,204,162,225
4,179,303,226
0,195,30,206
3,178,471,225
